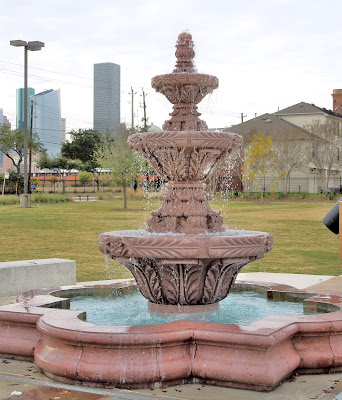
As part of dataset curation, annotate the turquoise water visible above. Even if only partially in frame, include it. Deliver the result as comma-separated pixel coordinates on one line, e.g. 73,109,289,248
70,291,311,326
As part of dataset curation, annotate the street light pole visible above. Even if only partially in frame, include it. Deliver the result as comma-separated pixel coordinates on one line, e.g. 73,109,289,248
10,40,44,207
23,45,28,195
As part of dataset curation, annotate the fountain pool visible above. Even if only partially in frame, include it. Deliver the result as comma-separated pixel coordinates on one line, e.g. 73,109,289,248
69,290,315,326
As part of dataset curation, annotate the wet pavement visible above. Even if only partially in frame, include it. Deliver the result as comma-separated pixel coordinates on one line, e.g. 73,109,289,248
2,273,342,400
1,357,342,400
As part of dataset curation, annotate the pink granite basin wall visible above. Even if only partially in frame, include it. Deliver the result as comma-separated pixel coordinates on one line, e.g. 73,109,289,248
1,280,342,391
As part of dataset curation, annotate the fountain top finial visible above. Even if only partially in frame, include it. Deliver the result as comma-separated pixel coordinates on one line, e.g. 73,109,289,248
173,31,196,73
151,31,218,130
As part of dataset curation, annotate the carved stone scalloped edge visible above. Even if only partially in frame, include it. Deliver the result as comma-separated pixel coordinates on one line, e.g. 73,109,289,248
128,130,243,150
99,231,273,261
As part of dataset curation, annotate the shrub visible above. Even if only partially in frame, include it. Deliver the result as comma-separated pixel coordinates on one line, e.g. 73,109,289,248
0,195,19,205
277,192,287,200
326,192,335,201
32,193,71,204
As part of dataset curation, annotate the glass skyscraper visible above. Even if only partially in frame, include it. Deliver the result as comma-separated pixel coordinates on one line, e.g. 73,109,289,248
16,87,35,130
93,62,120,135
31,89,62,157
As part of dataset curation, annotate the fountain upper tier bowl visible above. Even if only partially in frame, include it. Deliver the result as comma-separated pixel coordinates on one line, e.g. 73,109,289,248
128,130,242,182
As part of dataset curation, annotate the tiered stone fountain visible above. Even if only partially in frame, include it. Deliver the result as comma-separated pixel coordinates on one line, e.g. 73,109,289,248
99,32,272,311
3,33,342,393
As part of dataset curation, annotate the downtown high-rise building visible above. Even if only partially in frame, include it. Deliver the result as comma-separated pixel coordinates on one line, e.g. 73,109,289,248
16,87,35,130
31,89,62,157
93,62,120,135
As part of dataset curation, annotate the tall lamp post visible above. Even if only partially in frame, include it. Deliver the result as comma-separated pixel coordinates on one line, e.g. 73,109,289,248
10,40,44,208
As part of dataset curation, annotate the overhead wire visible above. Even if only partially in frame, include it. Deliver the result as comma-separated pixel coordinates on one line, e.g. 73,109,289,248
0,59,92,80
1,58,247,130
0,67,92,88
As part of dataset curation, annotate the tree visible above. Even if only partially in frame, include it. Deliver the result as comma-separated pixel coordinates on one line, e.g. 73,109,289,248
305,120,342,194
242,132,283,200
5,170,23,195
61,129,102,165
78,171,93,192
272,129,309,194
38,154,81,194
49,176,60,193
61,129,103,191
0,125,45,194
94,129,144,209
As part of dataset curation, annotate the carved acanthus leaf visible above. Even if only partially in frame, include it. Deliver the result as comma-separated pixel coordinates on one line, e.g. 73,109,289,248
202,261,221,304
127,237,197,259
208,235,269,258
123,263,157,303
184,264,204,304
159,264,179,304
213,263,244,302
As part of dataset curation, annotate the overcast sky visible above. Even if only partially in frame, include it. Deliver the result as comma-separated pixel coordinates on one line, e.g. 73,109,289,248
1,0,341,134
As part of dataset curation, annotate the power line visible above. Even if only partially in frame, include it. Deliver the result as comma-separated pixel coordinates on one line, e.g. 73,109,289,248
0,59,92,80
1,61,245,127
0,67,92,88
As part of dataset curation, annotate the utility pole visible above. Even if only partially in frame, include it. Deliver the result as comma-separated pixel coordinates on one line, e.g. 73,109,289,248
129,87,136,131
141,89,148,132
241,113,247,123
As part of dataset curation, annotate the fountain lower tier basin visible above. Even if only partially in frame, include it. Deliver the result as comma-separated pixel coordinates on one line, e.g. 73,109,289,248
99,230,273,306
1,279,342,391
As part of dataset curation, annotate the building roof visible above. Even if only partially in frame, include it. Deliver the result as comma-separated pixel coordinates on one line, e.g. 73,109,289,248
148,123,162,132
275,101,342,119
228,113,319,141
32,89,55,97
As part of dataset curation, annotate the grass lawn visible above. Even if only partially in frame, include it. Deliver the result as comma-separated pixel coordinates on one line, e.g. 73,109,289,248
0,199,340,281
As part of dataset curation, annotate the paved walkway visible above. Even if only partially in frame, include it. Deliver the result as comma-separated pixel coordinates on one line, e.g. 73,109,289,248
2,273,342,400
1,358,342,400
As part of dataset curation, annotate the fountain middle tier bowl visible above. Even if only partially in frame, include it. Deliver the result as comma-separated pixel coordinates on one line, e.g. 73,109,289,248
128,130,242,181
99,229,272,307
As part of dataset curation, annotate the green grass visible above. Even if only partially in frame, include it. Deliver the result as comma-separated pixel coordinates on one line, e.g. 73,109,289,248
215,201,340,275
0,199,340,281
